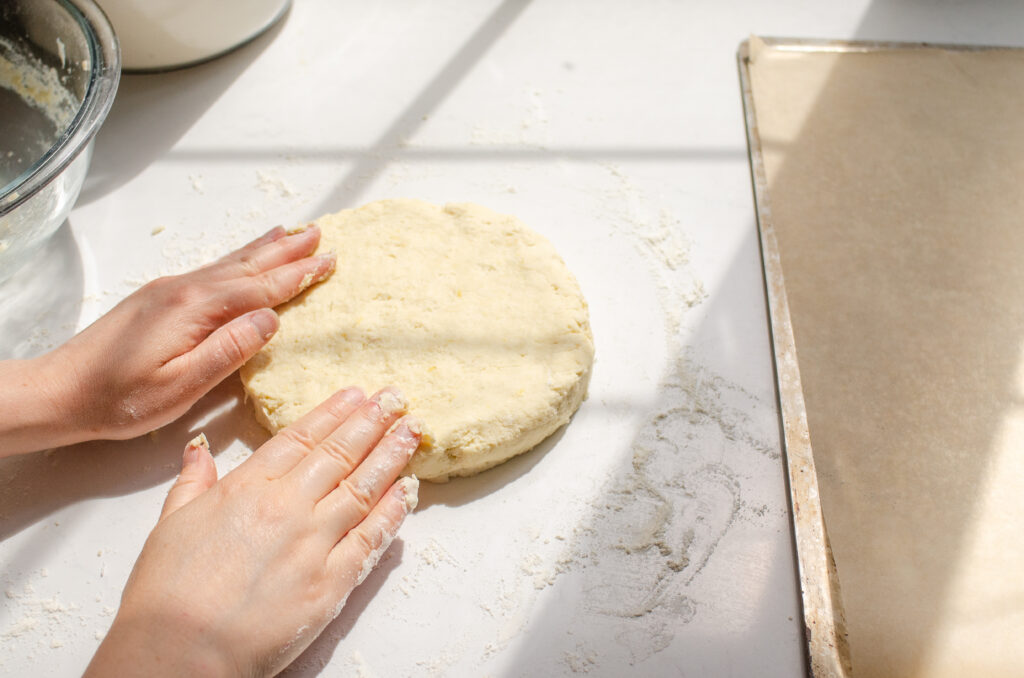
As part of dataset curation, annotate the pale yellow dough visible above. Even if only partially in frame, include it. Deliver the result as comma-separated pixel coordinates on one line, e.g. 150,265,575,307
240,199,594,482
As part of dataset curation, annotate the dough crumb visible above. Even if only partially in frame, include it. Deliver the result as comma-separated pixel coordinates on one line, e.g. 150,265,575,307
397,476,420,512
187,433,209,452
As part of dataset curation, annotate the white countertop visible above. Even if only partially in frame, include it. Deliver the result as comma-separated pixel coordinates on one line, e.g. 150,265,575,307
3,1,1023,675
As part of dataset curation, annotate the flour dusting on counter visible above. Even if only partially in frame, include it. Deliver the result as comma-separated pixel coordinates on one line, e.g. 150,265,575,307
274,163,780,675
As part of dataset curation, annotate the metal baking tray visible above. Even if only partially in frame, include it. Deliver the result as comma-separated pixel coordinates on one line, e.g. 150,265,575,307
735,36,1015,678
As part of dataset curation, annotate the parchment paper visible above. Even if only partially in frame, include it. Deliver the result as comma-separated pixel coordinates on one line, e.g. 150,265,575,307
748,38,1024,678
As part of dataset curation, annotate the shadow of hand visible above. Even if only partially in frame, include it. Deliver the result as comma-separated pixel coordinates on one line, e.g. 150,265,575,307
0,377,268,542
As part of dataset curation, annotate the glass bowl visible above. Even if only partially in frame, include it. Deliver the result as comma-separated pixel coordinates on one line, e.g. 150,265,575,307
0,0,119,285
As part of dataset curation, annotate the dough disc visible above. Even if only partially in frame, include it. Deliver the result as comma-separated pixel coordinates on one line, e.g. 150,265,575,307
240,199,595,482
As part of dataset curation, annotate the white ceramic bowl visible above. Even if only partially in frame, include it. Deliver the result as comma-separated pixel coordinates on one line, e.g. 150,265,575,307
99,0,291,71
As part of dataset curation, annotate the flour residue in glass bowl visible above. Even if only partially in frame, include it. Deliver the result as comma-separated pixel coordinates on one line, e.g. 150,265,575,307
0,35,80,194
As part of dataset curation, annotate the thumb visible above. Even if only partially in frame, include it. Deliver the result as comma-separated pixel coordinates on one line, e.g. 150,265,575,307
161,433,218,520
179,308,279,398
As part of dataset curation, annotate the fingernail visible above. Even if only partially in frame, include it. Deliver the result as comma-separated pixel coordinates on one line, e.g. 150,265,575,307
397,475,420,512
338,386,365,406
184,432,208,465
248,308,279,340
391,416,422,446
287,223,317,235
373,388,407,418
296,254,336,293
314,252,337,281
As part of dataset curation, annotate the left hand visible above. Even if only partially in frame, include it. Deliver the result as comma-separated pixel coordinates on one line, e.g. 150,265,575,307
0,225,333,455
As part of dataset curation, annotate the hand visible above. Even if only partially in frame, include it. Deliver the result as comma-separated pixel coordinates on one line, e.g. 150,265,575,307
0,225,334,455
86,386,421,678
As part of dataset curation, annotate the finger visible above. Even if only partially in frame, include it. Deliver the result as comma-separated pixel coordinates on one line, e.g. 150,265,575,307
216,252,336,319
233,225,288,256
247,387,366,479
222,225,321,279
189,226,288,281
326,476,419,615
316,416,421,540
160,433,219,520
172,308,279,401
284,388,407,501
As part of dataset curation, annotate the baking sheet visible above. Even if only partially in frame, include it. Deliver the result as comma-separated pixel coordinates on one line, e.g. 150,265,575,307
740,36,1024,678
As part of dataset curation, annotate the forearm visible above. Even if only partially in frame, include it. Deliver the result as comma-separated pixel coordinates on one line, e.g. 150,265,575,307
0,352,84,457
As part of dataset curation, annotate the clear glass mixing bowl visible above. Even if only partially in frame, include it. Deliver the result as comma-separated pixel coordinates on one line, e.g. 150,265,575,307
0,0,119,285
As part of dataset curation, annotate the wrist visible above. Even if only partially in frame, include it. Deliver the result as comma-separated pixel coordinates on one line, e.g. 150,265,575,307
0,351,84,456
86,610,239,678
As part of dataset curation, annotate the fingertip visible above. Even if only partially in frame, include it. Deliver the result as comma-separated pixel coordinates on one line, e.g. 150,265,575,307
183,432,210,466
296,253,336,294
286,223,318,236
244,225,286,250
247,308,279,341
337,386,366,406
395,475,420,513
372,387,408,419
389,415,422,443
314,251,336,274
162,432,218,519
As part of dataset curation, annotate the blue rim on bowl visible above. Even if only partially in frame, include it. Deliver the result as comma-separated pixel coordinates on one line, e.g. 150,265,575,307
0,0,120,216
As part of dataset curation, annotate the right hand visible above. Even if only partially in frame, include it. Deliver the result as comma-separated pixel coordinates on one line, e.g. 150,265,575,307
86,386,421,677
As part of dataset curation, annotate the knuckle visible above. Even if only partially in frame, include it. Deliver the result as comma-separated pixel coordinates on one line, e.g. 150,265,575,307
218,324,253,366
325,394,359,421
343,480,376,516
167,280,207,309
318,435,360,468
348,526,377,555
236,253,262,277
280,426,319,452
139,276,170,296
255,272,284,306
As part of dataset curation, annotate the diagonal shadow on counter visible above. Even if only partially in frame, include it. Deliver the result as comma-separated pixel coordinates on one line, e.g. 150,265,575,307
75,6,290,206
305,0,533,217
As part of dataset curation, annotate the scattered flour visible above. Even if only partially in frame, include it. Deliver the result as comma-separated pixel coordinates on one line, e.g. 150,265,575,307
348,650,375,678
256,170,298,198
416,538,461,570
598,163,709,342
374,164,773,672
565,643,599,673
469,87,552,148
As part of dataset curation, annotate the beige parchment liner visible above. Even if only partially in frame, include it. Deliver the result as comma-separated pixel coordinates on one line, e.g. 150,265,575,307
745,37,1024,678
